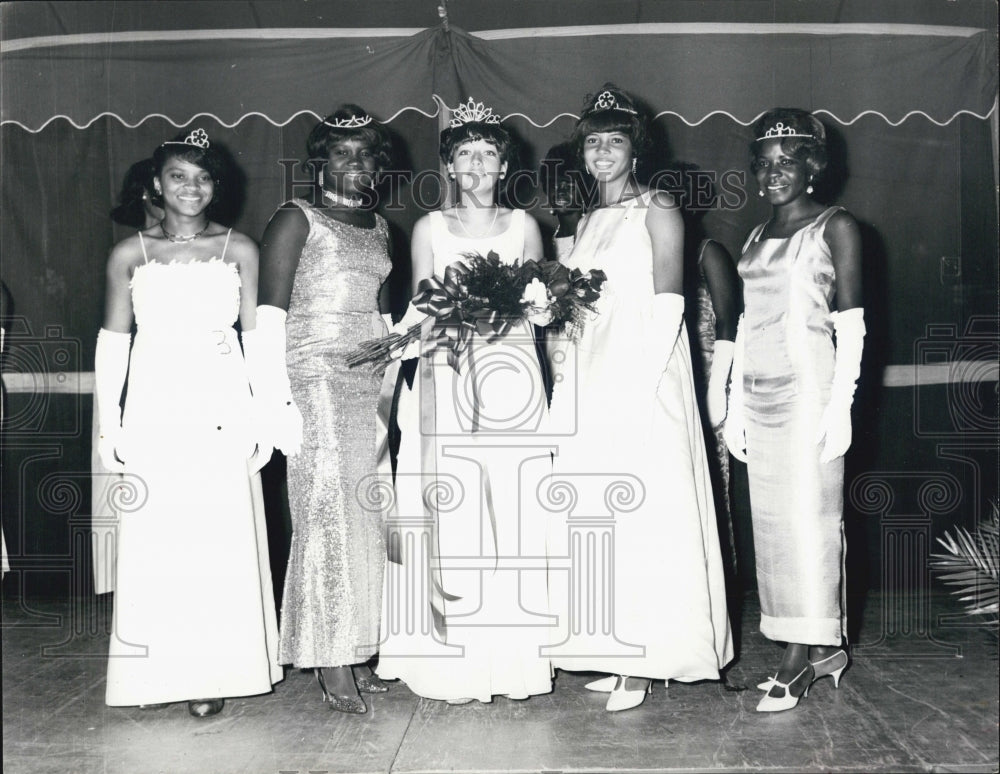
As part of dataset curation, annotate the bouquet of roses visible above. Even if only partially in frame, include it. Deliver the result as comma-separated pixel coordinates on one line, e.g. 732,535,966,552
345,250,606,370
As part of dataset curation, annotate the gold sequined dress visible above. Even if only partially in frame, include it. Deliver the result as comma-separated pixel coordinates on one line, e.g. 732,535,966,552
278,200,391,668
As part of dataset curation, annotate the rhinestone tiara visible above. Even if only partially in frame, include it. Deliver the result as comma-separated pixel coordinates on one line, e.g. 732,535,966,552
587,90,638,116
162,128,210,149
449,98,501,127
323,114,373,129
756,121,816,142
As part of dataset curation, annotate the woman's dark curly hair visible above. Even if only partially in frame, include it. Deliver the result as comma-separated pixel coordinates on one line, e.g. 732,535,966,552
571,83,651,164
307,104,393,175
110,158,156,228
750,108,828,179
439,120,514,166
151,130,227,208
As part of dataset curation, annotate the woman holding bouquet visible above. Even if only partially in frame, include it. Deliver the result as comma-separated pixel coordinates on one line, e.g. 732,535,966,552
725,108,863,712
257,105,394,714
376,99,553,703
546,85,733,712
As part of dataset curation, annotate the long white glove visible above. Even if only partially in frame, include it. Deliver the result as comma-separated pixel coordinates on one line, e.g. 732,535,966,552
817,308,865,463
242,305,303,457
651,293,685,389
388,301,428,361
707,338,735,428
94,328,131,472
722,315,748,462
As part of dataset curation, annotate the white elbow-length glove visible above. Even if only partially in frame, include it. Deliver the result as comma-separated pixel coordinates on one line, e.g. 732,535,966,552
722,315,748,462
388,301,428,361
94,328,131,472
651,293,685,389
242,305,303,457
707,338,735,429
816,308,866,463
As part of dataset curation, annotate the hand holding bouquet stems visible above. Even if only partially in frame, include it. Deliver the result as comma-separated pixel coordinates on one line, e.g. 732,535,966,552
345,251,607,369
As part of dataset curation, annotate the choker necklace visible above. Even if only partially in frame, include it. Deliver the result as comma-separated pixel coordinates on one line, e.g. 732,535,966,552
160,220,209,243
323,189,362,209
455,204,499,240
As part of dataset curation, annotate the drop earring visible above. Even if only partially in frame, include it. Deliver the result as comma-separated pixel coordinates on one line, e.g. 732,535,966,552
632,158,637,174
806,178,814,195
758,189,764,197
318,169,324,187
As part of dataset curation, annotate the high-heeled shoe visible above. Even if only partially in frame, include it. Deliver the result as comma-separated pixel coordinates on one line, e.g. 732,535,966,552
187,699,225,717
757,648,849,691
809,648,848,689
588,675,669,693
605,675,652,712
355,673,389,694
755,664,813,713
584,675,619,692
315,668,367,714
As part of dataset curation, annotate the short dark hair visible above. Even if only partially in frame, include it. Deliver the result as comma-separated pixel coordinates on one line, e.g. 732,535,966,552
307,104,393,173
439,120,514,166
750,108,828,179
151,131,227,207
571,84,651,163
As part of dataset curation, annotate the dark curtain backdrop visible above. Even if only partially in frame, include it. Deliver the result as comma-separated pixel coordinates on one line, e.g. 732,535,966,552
1,6,996,599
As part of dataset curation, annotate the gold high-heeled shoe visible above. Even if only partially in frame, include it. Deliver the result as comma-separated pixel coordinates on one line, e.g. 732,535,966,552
755,664,813,713
605,675,652,712
315,668,367,714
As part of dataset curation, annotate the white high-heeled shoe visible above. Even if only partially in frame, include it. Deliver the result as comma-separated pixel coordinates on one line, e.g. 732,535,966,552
584,675,619,692
605,675,652,712
755,665,813,713
758,648,848,691
587,675,669,692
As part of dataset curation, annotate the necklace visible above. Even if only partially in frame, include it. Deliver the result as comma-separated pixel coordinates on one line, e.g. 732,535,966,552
454,205,499,240
322,189,362,208
160,220,209,243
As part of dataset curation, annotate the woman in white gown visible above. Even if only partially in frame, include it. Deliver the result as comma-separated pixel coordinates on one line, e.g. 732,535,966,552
96,130,282,716
546,85,733,712
377,100,553,703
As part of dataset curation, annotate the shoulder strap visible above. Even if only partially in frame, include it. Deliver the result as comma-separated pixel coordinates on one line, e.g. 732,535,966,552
220,228,233,260
812,205,845,233
137,231,150,263
696,238,712,264
741,224,766,254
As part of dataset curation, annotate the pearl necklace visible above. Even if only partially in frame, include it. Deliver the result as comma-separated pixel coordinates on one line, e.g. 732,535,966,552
455,205,499,240
322,189,362,208
160,220,209,243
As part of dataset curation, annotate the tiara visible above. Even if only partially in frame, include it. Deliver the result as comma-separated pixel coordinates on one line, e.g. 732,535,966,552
587,90,638,116
324,114,373,129
162,128,210,149
756,121,816,142
449,98,501,127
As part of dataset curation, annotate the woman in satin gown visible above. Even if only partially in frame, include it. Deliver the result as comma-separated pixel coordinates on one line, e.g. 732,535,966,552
257,105,394,714
376,102,553,703
546,85,733,712
96,130,282,717
725,108,864,712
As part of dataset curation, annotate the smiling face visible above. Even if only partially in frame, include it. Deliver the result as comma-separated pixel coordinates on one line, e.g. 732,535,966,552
753,139,811,206
155,157,214,218
582,131,633,183
323,137,378,198
448,139,506,195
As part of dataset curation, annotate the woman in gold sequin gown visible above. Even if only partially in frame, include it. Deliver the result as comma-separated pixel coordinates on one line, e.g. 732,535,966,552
258,106,394,714
725,108,864,712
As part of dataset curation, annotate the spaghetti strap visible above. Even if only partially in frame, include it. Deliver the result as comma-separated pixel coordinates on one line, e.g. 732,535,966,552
220,228,233,260
138,231,150,264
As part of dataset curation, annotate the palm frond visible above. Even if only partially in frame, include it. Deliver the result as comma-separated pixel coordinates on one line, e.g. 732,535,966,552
929,503,1000,628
